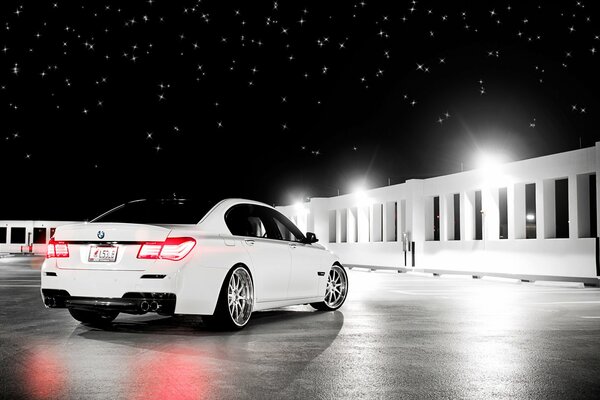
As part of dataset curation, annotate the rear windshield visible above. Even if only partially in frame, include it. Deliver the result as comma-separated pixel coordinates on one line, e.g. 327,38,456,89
91,199,215,225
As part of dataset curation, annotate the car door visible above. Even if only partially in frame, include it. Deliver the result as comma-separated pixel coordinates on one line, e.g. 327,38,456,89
225,204,291,303
267,208,323,299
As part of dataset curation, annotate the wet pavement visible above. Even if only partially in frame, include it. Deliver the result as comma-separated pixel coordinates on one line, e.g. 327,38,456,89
1,255,600,399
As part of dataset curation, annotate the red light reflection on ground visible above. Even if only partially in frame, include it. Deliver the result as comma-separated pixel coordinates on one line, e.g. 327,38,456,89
127,346,213,400
22,347,67,399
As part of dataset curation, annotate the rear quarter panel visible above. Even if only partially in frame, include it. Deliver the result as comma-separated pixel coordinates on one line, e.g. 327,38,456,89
175,232,253,315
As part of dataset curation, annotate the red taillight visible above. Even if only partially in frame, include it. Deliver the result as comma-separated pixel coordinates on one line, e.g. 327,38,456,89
137,237,196,261
47,238,69,258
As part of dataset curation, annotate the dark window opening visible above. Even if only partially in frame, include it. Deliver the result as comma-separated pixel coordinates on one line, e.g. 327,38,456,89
393,202,398,241
526,183,537,239
475,191,482,240
499,187,508,239
50,227,56,239
590,175,597,238
0,227,6,244
33,228,47,244
555,179,569,238
10,227,26,244
433,196,440,241
453,194,461,240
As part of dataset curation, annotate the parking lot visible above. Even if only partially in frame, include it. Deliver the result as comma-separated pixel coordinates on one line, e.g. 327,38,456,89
1,255,599,399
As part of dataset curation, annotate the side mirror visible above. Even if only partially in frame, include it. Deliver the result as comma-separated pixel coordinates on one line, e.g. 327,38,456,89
304,232,318,244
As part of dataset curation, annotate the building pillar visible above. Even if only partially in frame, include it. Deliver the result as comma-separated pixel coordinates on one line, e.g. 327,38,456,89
568,174,579,239
535,179,545,240
507,183,516,239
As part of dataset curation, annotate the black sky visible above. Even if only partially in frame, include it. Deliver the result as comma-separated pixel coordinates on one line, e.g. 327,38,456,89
1,0,599,220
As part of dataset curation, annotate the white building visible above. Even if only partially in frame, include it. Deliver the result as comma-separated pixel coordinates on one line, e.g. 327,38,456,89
277,143,600,285
0,220,79,255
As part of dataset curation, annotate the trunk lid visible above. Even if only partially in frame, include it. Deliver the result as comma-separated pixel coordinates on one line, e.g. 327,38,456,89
53,223,171,271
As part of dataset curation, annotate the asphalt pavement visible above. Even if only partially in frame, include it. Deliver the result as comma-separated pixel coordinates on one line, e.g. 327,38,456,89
1,256,599,399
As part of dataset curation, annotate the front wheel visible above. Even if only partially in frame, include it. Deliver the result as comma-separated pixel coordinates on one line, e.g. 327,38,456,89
212,266,254,330
311,265,348,311
68,308,119,325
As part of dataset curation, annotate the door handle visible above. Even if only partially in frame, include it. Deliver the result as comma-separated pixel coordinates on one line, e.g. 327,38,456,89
244,239,255,246
288,243,297,249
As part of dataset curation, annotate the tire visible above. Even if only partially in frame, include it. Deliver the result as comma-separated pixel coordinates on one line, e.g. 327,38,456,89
68,308,119,325
212,265,254,330
311,265,348,311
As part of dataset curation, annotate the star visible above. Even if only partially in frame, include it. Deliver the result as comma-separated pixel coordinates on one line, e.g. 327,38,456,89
155,144,161,152
217,121,223,128
146,132,153,140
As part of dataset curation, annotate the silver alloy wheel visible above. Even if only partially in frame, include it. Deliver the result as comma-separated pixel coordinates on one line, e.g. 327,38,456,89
324,265,347,309
227,267,254,327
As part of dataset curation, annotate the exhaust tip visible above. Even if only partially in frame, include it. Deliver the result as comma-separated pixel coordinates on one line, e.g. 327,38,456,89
150,301,159,312
140,301,150,312
44,297,56,308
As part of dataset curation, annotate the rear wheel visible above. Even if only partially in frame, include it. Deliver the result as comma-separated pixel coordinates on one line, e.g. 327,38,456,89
311,265,348,311
68,308,119,325
212,266,254,330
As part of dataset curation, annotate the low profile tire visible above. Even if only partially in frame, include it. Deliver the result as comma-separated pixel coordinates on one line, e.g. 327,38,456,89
212,266,254,330
311,265,348,311
68,308,119,325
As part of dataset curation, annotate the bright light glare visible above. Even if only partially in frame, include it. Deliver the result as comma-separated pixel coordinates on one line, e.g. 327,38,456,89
476,152,508,187
294,201,309,214
526,214,535,221
476,153,505,172
353,187,371,206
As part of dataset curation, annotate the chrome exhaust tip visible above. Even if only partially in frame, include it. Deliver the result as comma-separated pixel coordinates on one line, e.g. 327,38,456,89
150,301,159,312
44,297,56,307
140,301,150,312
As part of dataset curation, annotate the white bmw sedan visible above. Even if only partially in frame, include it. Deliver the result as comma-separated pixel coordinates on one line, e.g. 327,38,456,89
40,198,348,329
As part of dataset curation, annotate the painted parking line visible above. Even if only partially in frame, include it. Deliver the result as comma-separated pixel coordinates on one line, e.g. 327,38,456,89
580,316,600,319
533,301,600,305
0,284,40,287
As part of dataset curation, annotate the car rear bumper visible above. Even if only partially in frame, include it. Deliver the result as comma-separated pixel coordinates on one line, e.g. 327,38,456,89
41,289,176,315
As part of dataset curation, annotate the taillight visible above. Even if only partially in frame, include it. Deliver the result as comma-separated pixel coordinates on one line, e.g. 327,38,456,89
137,237,196,261
47,238,69,258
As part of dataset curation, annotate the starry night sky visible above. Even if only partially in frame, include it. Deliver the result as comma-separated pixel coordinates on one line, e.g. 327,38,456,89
1,1,599,220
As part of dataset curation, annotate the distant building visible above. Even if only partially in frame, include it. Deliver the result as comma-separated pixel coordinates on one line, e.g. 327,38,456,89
277,143,600,284
0,221,79,255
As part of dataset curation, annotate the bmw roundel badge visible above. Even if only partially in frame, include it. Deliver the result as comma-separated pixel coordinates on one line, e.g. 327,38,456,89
97,230,105,239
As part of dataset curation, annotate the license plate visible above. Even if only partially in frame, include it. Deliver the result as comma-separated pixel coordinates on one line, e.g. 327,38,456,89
88,246,118,262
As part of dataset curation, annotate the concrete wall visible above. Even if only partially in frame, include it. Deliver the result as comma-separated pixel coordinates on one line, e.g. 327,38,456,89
278,143,600,280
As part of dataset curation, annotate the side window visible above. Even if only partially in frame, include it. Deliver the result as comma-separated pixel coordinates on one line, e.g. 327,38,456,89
247,216,266,238
226,204,256,237
225,204,281,239
268,209,305,242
